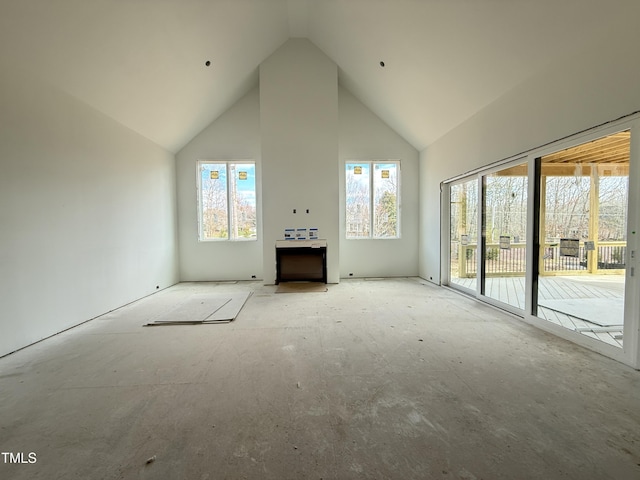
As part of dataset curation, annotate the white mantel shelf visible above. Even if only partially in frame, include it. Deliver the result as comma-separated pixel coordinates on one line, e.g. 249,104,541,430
275,240,327,249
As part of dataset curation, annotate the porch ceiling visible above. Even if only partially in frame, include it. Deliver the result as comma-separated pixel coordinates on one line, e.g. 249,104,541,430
543,131,630,165
499,131,630,176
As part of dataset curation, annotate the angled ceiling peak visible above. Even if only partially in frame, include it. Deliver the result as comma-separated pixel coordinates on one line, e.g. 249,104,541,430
1,1,636,154
287,0,311,38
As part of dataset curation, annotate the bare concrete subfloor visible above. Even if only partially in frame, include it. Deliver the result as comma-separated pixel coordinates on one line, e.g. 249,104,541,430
1,278,639,480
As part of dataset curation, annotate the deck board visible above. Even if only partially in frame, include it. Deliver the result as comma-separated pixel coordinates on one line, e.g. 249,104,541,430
449,274,625,348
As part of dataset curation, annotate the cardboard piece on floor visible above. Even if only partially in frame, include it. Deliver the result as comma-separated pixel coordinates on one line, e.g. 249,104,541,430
144,292,252,326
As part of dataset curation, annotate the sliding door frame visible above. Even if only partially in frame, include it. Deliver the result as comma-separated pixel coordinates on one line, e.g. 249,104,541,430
524,117,640,368
478,157,528,316
441,113,640,369
442,175,479,296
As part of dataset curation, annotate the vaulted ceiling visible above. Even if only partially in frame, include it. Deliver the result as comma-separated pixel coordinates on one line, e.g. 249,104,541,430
0,0,633,153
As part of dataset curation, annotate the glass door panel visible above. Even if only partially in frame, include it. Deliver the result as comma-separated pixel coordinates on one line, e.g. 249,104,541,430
449,179,478,291
481,162,528,309
535,131,629,348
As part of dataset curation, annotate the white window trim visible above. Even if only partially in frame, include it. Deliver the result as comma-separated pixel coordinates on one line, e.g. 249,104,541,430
196,159,257,242
345,159,401,240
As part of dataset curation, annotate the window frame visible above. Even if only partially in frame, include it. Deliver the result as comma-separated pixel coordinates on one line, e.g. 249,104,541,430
196,159,257,242
345,159,401,240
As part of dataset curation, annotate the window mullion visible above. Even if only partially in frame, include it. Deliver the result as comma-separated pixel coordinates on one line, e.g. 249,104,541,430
370,161,375,238
227,162,232,240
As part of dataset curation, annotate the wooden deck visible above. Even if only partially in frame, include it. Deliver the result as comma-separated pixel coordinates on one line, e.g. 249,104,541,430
450,274,625,348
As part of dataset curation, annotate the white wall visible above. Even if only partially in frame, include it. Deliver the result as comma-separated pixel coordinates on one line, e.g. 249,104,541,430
419,24,640,284
177,46,420,283
339,87,419,278
260,39,340,284
176,88,263,281
0,69,178,357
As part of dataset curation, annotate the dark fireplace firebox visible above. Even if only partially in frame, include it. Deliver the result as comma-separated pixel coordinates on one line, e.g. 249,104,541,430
275,240,327,284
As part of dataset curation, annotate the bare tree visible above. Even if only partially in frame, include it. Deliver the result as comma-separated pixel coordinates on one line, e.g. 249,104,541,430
346,168,370,237
201,167,228,239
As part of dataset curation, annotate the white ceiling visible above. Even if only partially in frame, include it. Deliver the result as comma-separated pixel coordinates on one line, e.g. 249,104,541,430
0,0,634,153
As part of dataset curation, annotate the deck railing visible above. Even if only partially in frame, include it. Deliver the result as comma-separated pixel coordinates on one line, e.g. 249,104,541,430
452,241,626,278
543,241,626,274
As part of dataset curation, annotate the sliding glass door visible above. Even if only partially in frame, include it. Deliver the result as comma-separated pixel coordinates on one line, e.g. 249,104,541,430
534,131,630,348
481,161,528,310
449,178,478,292
444,118,639,367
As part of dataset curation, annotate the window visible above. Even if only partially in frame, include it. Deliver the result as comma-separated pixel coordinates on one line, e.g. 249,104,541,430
197,160,257,241
345,161,400,238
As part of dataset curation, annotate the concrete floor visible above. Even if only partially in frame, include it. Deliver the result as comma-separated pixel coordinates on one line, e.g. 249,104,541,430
1,277,639,480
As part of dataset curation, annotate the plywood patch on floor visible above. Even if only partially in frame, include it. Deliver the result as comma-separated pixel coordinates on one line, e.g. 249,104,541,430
275,282,327,293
